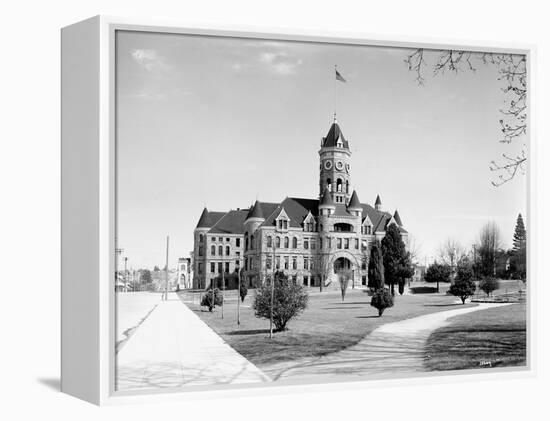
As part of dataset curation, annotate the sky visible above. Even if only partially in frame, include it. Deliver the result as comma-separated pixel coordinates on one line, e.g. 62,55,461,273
116,30,527,270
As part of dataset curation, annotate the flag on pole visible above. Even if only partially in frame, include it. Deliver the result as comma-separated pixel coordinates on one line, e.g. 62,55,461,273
335,69,347,83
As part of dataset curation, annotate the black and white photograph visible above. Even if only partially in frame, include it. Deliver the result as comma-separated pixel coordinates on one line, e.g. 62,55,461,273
113,30,528,392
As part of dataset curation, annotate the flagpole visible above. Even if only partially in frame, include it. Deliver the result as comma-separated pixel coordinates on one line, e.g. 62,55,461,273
334,64,337,121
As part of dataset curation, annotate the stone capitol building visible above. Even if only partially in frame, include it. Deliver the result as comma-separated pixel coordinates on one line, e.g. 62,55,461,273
192,116,408,289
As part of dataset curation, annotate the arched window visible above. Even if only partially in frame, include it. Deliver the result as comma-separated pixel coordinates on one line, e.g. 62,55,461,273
276,236,281,248
284,237,289,248
211,245,216,255
336,178,343,192
326,178,332,192
292,237,297,248
346,180,349,193
199,234,204,243
250,235,254,250
218,245,223,255
225,246,230,256
267,236,272,247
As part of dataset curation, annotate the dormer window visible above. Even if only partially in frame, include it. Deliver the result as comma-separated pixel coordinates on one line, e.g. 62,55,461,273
275,208,290,232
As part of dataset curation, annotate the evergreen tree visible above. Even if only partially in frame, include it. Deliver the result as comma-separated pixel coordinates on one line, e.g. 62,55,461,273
367,242,385,289
512,213,527,252
381,224,412,295
511,213,527,280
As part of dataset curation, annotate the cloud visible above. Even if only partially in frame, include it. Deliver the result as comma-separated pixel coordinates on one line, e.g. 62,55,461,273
258,51,303,75
131,49,171,73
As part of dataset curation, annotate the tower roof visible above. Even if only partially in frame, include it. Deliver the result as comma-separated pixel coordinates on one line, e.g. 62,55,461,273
246,200,265,220
319,187,336,208
347,190,362,210
322,121,349,149
375,195,382,206
393,210,403,226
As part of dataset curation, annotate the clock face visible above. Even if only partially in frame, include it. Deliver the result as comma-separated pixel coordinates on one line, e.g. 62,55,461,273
345,163,350,173
324,160,333,170
336,161,344,170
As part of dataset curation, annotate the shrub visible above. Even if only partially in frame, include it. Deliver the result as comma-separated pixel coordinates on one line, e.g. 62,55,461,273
370,288,394,316
252,271,309,332
479,277,500,297
448,278,476,304
200,288,223,312
337,270,352,302
239,280,248,303
456,265,474,283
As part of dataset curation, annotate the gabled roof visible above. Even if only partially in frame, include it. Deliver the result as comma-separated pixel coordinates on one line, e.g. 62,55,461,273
246,200,264,220
196,207,226,229
360,203,392,232
208,209,249,234
322,122,349,149
262,197,319,228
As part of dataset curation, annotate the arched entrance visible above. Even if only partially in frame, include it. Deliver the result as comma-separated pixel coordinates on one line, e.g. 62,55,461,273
334,257,352,272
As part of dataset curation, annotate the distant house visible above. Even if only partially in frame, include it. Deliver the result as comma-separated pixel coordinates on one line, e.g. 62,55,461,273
412,265,426,282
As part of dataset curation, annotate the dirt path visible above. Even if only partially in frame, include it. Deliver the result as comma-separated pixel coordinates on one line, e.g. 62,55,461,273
264,302,511,381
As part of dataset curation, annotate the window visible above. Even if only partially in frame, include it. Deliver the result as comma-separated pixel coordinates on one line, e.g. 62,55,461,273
218,245,223,255
327,178,332,191
284,237,289,248
311,239,316,250
292,257,297,270
245,258,248,271
304,257,309,270
276,236,281,248
236,238,241,247
355,238,359,249
211,245,216,255
210,262,215,273
304,239,309,249
344,238,349,249
236,251,240,257
362,275,367,285
198,263,203,274
292,275,297,285
319,238,323,249
284,256,289,270
217,262,222,274
328,237,332,248
367,226,372,235
276,256,281,270
337,178,343,192
235,260,240,268
362,261,367,270
337,238,342,249
310,260,315,270
292,237,297,248
198,246,204,256
225,262,230,273
226,237,230,242
199,234,204,243
267,236,272,247
225,245,230,256
266,257,272,270
250,235,254,250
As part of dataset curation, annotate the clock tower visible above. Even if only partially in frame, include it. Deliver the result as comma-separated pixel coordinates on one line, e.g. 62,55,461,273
318,115,352,205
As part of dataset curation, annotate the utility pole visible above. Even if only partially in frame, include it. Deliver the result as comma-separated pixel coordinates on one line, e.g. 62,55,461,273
124,257,128,292
221,252,225,319
164,236,169,301
237,268,241,326
270,242,276,339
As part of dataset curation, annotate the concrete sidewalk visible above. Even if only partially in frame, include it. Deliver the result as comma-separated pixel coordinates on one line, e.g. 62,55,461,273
116,293,269,391
264,302,512,381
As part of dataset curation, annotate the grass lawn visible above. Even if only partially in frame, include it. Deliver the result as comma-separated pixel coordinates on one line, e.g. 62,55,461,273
178,288,474,369
424,303,526,371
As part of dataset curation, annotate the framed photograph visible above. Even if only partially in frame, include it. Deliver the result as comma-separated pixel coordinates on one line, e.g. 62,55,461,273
61,16,533,405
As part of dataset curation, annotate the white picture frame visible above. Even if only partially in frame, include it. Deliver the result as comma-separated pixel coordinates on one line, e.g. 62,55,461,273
61,15,535,405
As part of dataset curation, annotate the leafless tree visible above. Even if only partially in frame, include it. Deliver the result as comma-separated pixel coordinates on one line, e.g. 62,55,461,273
405,49,527,186
437,238,468,268
477,221,502,276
